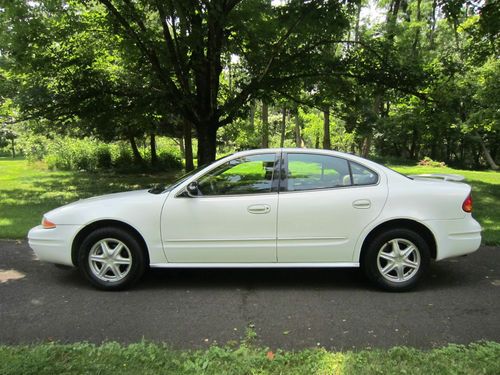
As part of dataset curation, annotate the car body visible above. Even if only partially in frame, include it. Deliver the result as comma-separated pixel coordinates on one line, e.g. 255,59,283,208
28,148,482,291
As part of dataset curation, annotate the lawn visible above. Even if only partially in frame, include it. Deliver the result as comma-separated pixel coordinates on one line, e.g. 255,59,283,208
0,158,498,244
0,341,498,375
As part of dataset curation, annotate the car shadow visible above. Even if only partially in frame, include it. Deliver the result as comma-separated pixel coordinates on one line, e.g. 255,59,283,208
139,267,368,291
49,257,484,293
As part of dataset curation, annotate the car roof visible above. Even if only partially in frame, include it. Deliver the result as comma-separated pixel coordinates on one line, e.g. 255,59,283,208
231,148,374,165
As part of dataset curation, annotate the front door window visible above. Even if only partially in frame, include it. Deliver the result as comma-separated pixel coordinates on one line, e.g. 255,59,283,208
197,154,277,195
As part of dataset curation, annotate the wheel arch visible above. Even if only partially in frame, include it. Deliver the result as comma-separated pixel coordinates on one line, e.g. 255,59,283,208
359,219,437,264
71,220,150,267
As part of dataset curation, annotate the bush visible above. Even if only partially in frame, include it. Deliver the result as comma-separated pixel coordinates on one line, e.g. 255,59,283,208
418,156,447,168
45,138,100,172
17,134,51,162
39,136,183,172
113,146,135,172
158,151,183,170
96,146,112,169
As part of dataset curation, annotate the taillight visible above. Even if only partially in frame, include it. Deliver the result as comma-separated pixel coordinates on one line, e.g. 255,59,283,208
462,193,473,213
42,217,56,229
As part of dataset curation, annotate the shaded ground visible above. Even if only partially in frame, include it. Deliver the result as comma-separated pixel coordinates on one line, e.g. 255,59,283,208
0,240,499,350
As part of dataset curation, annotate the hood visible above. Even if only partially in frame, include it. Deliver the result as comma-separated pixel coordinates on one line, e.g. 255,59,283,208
44,189,169,225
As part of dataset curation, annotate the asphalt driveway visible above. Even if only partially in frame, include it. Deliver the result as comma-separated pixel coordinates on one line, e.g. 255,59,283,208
0,240,499,350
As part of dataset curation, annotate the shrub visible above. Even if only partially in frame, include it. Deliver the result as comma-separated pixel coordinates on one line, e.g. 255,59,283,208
18,134,51,162
418,156,447,168
45,138,100,172
113,146,135,172
96,146,112,169
158,151,183,170
42,136,183,172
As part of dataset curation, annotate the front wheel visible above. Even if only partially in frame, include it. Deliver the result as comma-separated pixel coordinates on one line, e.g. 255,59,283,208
362,228,430,292
78,227,146,291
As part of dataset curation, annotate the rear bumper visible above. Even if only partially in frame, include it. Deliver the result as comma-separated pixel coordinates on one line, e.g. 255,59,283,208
27,225,82,266
424,216,482,261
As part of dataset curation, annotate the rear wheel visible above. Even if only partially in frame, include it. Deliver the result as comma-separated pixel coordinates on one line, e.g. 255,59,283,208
78,227,146,291
362,228,430,292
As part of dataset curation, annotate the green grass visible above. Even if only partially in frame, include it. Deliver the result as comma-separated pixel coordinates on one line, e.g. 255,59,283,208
0,158,498,245
0,341,498,375
0,158,179,238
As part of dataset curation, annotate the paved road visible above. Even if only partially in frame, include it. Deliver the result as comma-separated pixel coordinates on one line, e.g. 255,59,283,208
0,240,499,350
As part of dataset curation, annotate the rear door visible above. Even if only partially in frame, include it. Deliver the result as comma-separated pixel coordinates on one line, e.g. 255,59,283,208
277,152,388,263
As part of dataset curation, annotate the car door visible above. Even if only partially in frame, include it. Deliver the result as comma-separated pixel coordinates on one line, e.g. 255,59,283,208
277,152,388,263
161,152,280,263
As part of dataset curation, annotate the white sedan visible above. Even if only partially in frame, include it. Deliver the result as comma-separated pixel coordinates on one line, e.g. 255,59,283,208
28,148,482,291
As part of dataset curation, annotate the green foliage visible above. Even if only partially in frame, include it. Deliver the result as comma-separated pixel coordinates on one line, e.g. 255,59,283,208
17,134,50,162
157,151,183,171
0,341,498,375
29,137,183,173
45,138,99,171
96,145,112,170
0,0,498,168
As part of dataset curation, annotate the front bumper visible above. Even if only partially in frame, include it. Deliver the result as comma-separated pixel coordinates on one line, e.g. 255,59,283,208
424,216,482,261
28,224,83,266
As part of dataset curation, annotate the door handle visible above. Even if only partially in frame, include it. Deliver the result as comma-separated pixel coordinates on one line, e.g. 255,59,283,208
353,199,371,209
247,204,271,214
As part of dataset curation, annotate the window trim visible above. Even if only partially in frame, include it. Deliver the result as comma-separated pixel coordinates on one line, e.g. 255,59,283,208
282,152,379,193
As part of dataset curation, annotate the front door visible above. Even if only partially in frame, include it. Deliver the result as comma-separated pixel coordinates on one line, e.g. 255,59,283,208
161,153,280,263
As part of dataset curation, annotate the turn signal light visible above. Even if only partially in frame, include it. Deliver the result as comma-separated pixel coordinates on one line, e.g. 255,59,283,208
462,193,473,213
42,217,56,229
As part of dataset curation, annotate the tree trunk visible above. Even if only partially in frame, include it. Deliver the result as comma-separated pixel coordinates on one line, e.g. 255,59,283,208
150,132,158,167
429,0,437,47
184,121,194,171
178,137,185,158
196,122,217,166
476,131,499,170
128,135,144,165
412,0,422,55
294,105,301,147
361,135,372,158
249,100,255,130
261,101,269,148
280,107,286,148
323,107,331,150
354,1,361,42
11,138,15,158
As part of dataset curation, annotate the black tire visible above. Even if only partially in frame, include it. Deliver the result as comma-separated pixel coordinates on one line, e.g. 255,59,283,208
78,227,146,291
362,228,430,292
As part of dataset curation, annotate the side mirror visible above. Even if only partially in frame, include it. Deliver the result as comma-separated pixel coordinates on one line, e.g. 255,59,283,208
186,181,199,197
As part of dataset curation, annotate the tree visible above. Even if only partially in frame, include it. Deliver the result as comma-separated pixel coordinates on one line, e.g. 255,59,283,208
0,0,356,164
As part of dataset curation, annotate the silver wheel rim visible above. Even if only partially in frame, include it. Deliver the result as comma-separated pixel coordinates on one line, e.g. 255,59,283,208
88,238,132,282
377,238,421,283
